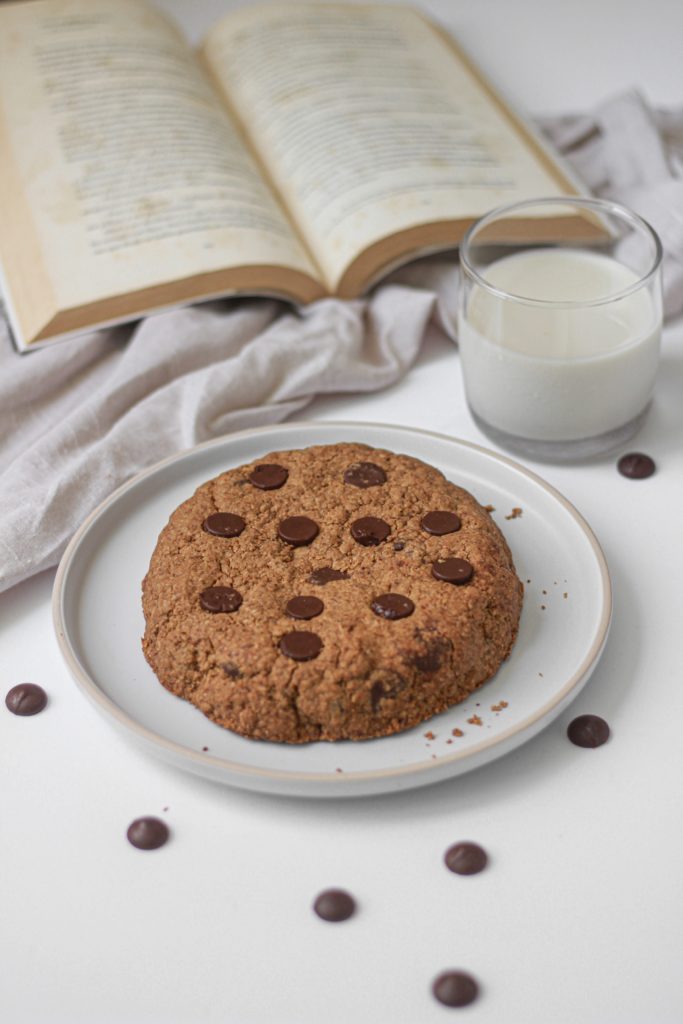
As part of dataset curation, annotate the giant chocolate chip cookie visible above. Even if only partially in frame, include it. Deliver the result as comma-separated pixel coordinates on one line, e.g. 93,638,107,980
141,443,523,742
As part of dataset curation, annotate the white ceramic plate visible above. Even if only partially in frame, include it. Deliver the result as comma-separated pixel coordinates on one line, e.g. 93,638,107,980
53,422,611,798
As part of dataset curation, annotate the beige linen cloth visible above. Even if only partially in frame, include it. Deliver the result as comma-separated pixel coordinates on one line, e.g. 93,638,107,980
1,91,682,594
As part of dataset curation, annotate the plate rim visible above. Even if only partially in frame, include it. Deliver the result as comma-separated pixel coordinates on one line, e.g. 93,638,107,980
52,420,612,787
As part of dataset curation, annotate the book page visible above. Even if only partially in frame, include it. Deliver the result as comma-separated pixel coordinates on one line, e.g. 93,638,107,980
0,0,320,343
204,3,575,294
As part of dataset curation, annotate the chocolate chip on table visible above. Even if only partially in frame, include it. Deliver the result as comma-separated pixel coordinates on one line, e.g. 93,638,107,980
567,714,610,748
432,558,474,585
278,515,319,547
126,817,169,851
5,683,47,716
199,586,243,613
286,595,324,620
371,593,415,620
202,512,246,537
350,516,391,546
420,510,462,535
432,971,479,1008
343,461,387,488
249,463,289,490
444,841,488,876
617,452,656,479
279,631,323,661
313,889,356,922
308,567,350,585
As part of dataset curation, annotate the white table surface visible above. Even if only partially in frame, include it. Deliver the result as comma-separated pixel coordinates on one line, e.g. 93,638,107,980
2,3,683,1023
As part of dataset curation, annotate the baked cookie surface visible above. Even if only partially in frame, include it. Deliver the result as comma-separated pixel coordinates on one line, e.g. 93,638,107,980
141,443,523,743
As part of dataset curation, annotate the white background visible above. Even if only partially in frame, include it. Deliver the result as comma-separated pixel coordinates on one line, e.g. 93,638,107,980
2,2,683,1022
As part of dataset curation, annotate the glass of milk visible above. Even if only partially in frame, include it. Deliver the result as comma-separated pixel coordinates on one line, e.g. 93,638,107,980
458,197,663,460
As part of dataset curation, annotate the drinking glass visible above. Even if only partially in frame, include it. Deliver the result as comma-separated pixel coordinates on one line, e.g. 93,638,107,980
458,197,663,461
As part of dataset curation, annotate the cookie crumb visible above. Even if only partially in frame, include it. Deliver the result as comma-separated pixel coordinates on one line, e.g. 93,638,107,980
202,746,209,752
490,700,508,712
505,507,523,520
335,767,343,773
452,728,464,737
563,592,568,599
467,715,483,726
541,604,546,610
483,504,495,513
424,730,436,740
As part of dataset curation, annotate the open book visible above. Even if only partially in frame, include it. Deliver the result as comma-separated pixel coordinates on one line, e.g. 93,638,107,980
0,0,583,349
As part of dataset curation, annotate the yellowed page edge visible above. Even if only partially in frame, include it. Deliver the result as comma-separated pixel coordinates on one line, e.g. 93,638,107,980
29,264,324,345
0,98,57,346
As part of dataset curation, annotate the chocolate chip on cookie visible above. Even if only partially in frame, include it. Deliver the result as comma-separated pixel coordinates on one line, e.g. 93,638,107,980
371,593,415,620
432,558,474,585
421,510,461,535
199,586,243,612
350,516,390,546
278,516,319,547
202,512,246,537
286,596,324,620
343,462,387,488
249,463,288,490
279,631,323,661
309,567,350,585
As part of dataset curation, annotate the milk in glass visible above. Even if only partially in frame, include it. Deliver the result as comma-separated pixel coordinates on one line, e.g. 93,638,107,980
458,248,661,442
